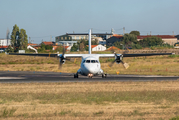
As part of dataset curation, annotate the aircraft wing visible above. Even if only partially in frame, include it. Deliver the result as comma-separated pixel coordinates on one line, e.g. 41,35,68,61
9,52,174,58
8,53,85,58
8,53,59,57
97,53,174,58
122,53,174,57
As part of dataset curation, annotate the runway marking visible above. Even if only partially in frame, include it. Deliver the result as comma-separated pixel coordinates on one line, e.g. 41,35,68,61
0,77,26,79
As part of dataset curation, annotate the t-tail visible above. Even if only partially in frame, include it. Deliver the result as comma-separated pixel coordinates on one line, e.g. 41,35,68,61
89,29,91,54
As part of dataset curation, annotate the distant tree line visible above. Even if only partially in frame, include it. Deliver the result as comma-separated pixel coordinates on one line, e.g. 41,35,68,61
7,24,28,52
113,31,171,49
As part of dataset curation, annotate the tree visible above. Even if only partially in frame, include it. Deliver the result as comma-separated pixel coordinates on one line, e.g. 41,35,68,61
10,24,19,52
114,41,123,49
71,43,78,51
45,45,53,50
18,29,28,50
139,36,163,47
121,34,138,49
10,24,29,52
79,43,85,51
129,31,140,36
6,46,14,52
55,45,63,52
91,39,98,45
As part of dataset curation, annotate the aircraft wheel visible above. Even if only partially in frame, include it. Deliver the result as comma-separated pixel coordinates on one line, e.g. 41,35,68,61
102,74,104,78
105,74,107,78
74,74,78,78
102,74,107,78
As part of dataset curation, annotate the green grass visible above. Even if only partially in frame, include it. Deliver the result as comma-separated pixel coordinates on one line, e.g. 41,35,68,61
0,108,17,118
170,116,179,120
169,54,179,58
1,90,179,105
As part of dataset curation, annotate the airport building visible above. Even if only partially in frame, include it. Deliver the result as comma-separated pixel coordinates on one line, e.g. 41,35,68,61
55,32,113,42
0,39,11,52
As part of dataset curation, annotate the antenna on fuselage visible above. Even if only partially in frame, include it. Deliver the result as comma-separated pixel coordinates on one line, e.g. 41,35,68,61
89,29,91,54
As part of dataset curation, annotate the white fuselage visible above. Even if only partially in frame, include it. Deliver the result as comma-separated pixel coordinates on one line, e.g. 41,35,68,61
77,56,103,76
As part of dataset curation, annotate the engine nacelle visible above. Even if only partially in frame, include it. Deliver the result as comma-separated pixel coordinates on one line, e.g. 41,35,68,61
59,54,66,64
60,59,66,64
115,55,123,64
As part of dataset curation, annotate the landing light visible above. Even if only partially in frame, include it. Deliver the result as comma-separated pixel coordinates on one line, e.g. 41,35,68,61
88,73,93,77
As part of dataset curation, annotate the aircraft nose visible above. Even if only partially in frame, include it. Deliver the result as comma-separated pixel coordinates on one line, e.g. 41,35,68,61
88,67,94,73
86,65,98,73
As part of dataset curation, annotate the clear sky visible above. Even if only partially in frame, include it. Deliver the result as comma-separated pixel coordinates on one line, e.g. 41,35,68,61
0,0,179,43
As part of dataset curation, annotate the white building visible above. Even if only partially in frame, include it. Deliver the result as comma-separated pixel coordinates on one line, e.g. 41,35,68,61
90,45,106,51
0,39,11,51
0,39,11,46
56,41,77,46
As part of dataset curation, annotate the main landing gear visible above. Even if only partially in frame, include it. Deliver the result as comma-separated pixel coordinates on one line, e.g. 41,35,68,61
102,74,107,78
74,73,78,78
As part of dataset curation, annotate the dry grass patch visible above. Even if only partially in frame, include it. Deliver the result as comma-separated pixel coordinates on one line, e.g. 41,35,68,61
0,81,179,119
1,53,179,75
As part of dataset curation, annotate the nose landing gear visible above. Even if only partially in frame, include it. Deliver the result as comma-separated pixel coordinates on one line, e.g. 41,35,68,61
74,73,78,78
88,73,93,78
102,74,107,78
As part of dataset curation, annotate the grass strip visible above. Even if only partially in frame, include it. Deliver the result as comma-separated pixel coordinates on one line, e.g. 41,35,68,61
1,90,179,104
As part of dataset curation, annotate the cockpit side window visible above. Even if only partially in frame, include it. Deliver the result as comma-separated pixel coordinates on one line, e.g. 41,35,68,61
91,60,95,63
86,60,90,63
84,60,99,63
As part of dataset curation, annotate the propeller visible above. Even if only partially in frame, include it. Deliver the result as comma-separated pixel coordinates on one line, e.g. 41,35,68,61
58,45,78,69
108,52,129,69
58,45,68,69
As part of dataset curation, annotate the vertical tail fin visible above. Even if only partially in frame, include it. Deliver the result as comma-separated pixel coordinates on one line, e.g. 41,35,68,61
89,29,91,54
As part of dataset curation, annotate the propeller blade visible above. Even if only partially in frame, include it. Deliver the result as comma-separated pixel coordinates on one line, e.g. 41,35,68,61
108,59,116,68
58,44,67,69
59,61,62,69
121,60,129,69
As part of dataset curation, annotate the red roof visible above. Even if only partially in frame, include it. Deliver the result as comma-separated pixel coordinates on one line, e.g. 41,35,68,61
42,41,53,45
52,45,69,50
87,45,98,48
107,46,120,51
137,35,176,39
28,43,38,46
0,46,8,48
112,34,123,39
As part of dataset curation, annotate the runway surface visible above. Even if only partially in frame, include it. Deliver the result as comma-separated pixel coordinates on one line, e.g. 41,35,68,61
0,71,179,83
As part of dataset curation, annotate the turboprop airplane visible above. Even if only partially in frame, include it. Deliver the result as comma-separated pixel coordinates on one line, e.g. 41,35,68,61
9,29,174,78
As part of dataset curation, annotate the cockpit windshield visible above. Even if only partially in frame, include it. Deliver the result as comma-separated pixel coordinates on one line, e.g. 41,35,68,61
83,60,99,63
86,60,90,63
91,60,95,63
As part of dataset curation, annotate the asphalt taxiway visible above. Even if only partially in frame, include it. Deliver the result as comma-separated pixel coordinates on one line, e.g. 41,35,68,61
0,71,179,83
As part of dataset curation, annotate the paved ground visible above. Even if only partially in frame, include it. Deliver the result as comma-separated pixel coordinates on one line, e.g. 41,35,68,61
0,71,179,83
